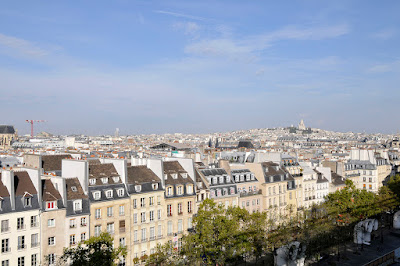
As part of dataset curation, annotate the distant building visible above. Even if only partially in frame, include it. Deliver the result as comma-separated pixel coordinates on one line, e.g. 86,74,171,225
298,120,306,130
0,125,17,149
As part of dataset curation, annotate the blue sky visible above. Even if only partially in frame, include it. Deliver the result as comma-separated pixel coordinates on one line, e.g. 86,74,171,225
0,1,399,135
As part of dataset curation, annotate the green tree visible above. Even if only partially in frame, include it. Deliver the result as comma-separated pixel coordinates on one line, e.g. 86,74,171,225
388,174,400,200
60,232,126,266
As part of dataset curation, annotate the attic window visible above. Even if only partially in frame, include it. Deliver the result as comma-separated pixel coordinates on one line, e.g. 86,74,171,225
152,183,159,190
226,175,231,183
46,201,57,210
23,192,33,208
251,174,255,180
105,190,113,198
89,178,96,185
0,198,2,210
164,174,168,179
101,177,108,184
172,173,178,179
93,191,101,200
117,188,124,197
113,176,119,183
73,200,82,211
181,173,188,178
135,185,142,192
71,186,77,192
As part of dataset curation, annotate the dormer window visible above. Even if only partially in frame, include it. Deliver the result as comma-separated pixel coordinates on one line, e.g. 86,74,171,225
251,174,255,180
182,173,188,178
105,190,113,198
177,186,183,195
93,191,101,200
240,175,244,182
172,173,178,179
71,186,77,192
167,186,173,196
246,174,250,181
164,174,168,179
235,175,239,182
117,188,124,197
113,176,119,183
23,192,33,208
152,183,159,190
89,178,96,185
135,185,142,192
46,201,57,210
101,177,108,184
0,197,3,210
73,200,82,211
213,177,218,185
219,176,224,184
187,185,193,194
226,175,231,183
230,187,235,195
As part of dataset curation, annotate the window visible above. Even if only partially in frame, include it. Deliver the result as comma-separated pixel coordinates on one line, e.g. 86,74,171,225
107,223,114,234
140,198,145,207
30,216,38,228
178,219,183,233
150,227,155,240
119,220,125,232
70,235,76,246
94,225,101,237
135,185,142,192
157,196,161,205
95,209,101,219
71,186,77,192
152,183,159,190
230,187,235,195
363,177,366,182
178,203,182,214
167,187,173,196
31,254,38,266
133,213,137,224
188,217,193,229
89,178,96,185
188,201,192,213
187,185,193,194
48,254,55,266
141,212,146,223
107,207,113,217
73,200,82,211
47,201,56,210
158,209,162,220
149,197,154,206
141,228,146,241
167,221,173,235
24,196,32,207
48,236,55,246
134,230,138,243
93,191,101,200
117,189,124,197
1,239,10,253
1,220,9,233
158,225,162,238
80,232,86,241
105,190,113,198
48,218,55,227
69,219,76,228
18,257,24,266
81,217,87,226
133,199,137,209
167,204,172,216
219,176,224,184
101,177,108,184
1,260,9,266
177,186,183,195
119,205,125,216
17,217,24,229
119,237,126,247
150,210,154,221
113,176,120,183
369,177,372,182
369,184,372,190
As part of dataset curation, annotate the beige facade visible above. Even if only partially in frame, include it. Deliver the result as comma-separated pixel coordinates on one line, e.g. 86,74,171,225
41,208,66,265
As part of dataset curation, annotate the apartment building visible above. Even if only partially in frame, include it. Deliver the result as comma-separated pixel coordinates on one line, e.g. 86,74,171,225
127,165,165,261
231,169,262,213
163,161,196,249
1,170,41,266
40,178,66,266
87,163,130,265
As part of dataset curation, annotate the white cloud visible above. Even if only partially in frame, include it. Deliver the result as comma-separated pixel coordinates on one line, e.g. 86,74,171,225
0,33,48,59
368,60,400,73
371,28,396,40
173,22,201,36
154,10,210,21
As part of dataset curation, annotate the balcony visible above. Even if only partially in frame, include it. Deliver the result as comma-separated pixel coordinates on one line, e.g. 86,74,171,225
240,190,262,198
18,244,26,250
17,224,26,230
70,224,77,229
141,238,148,243
178,212,183,215
158,235,163,239
149,236,156,241
107,230,114,235
81,223,87,227
346,173,360,178
31,242,40,248
168,232,174,236
119,227,126,233
31,222,39,228
134,239,140,244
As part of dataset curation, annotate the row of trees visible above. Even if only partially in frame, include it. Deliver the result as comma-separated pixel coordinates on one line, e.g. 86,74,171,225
59,176,400,265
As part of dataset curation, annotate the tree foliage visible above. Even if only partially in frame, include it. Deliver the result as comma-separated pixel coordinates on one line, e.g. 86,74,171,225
60,232,126,266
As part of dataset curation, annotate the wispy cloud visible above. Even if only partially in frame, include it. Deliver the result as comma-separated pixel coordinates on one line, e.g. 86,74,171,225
154,10,210,21
368,60,400,73
370,28,396,40
173,22,201,37
0,33,49,59
184,24,350,59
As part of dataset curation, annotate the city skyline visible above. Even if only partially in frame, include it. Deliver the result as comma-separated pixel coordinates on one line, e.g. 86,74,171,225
1,1,400,135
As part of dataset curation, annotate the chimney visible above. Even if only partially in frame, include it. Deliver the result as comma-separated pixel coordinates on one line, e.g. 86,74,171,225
1,170,15,210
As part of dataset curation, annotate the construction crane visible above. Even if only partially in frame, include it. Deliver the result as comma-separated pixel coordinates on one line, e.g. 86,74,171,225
25,120,46,137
